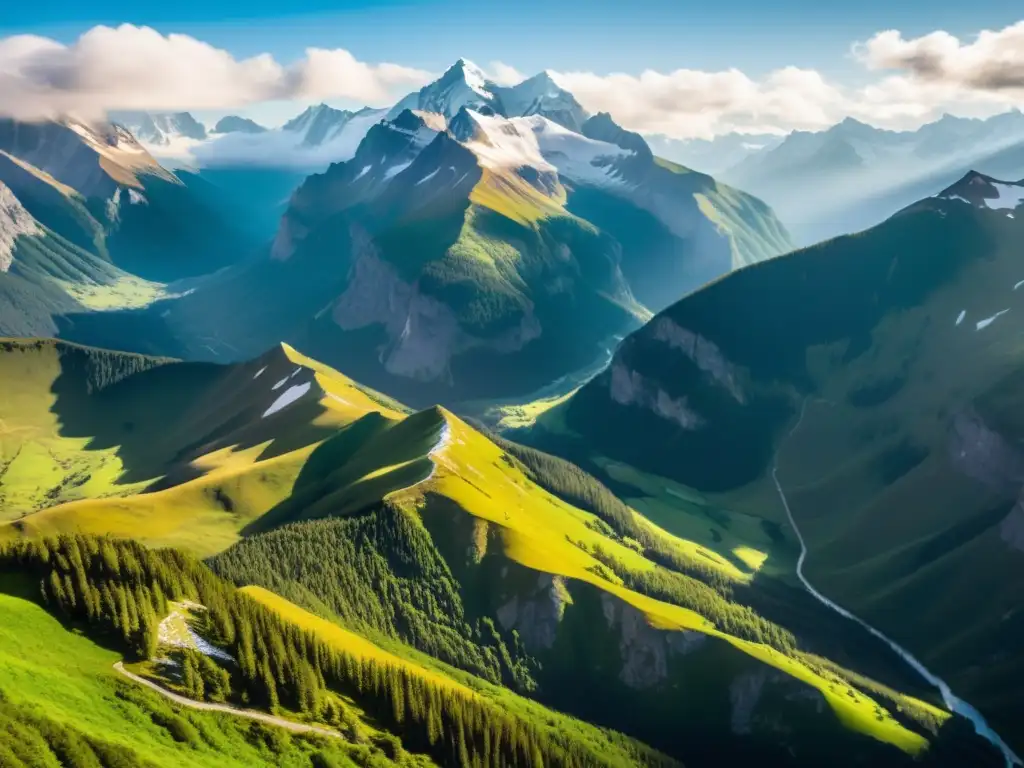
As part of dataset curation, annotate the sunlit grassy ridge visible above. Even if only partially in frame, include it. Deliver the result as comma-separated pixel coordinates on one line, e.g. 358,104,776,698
386,411,937,756
0,339,405,551
0,338,964,763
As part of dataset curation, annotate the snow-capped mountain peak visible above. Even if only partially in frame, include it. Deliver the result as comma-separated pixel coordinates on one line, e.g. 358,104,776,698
388,59,500,121
281,104,359,147
934,171,1024,213
496,71,590,132
109,111,207,146
450,58,493,98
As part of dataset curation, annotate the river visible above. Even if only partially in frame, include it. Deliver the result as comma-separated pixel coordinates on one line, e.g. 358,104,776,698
771,400,1022,767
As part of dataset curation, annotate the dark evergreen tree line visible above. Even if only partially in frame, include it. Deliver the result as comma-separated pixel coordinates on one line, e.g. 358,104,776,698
209,506,536,692
0,535,674,768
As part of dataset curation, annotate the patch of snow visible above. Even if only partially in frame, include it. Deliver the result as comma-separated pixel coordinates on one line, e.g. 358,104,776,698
461,60,493,98
262,382,312,418
462,111,554,172
403,421,453,491
1009,213,1016,219
271,377,289,391
1015,280,1024,291
478,112,633,189
354,164,372,180
976,309,1010,331
253,366,267,379
453,171,470,187
289,367,302,378
984,183,1024,211
127,189,147,205
940,193,973,206
956,310,966,326
327,392,352,407
384,161,412,180
191,631,235,663
415,168,440,186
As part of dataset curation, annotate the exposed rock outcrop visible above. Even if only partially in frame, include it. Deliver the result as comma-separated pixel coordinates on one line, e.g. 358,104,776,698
0,182,41,271
608,362,703,429
496,573,570,651
948,407,1024,495
1001,497,1024,553
729,670,769,735
332,226,541,383
599,594,707,689
650,317,744,402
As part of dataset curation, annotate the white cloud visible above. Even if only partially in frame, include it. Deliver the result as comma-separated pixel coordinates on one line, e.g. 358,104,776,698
548,21,1024,139
550,66,851,139
485,61,525,87
0,24,431,121
3,21,1024,139
857,22,1024,93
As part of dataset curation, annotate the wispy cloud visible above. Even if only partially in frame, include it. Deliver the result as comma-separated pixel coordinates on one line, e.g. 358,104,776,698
857,22,1024,93
484,61,525,86
551,21,1024,138
0,24,432,121
1,21,1023,138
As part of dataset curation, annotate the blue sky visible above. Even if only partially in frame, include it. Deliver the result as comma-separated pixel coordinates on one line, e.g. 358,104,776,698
5,0,1022,79
3,1,1023,136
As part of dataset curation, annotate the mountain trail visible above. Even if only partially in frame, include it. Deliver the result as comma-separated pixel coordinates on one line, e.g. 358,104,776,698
771,399,1022,767
113,662,340,738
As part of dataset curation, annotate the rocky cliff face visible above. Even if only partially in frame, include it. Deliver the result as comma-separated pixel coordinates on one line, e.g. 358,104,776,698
0,182,41,271
599,593,706,689
496,573,569,651
331,226,542,383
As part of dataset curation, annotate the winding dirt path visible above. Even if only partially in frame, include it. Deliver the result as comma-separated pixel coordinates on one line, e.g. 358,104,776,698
113,662,340,739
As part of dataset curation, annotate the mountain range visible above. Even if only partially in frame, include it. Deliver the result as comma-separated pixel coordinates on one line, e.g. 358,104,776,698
523,169,1024,765
656,111,1024,245
18,59,790,407
3,52,1023,768
0,117,260,337
0,334,1005,767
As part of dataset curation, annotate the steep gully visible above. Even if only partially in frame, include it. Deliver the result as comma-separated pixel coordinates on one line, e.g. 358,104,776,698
771,400,1022,767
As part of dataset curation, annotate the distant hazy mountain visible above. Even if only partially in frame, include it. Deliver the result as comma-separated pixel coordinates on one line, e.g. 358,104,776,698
0,117,259,340
646,131,785,175
110,111,208,145
534,171,1024,762
715,111,1024,244
213,115,266,134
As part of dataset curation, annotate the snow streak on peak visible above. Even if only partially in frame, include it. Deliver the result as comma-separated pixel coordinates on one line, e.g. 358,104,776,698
935,172,1024,213
452,59,493,99
456,111,632,189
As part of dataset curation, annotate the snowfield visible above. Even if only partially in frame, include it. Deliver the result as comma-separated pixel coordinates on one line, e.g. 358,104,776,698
263,382,312,418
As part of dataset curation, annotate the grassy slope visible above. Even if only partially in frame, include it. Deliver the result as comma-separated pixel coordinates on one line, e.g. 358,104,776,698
0,574,377,768
246,586,675,768
539,196,1024,751
0,220,168,339
653,156,793,269
387,411,938,757
0,339,405,552
245,586,471,694
0,338,953,761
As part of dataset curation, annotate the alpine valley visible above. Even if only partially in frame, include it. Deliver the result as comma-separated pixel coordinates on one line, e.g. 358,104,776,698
0,24,1021,768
